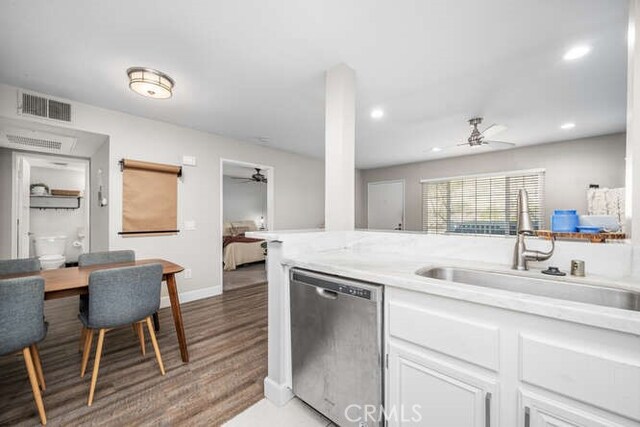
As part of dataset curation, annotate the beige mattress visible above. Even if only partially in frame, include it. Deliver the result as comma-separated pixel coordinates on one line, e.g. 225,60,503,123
223,240,265,271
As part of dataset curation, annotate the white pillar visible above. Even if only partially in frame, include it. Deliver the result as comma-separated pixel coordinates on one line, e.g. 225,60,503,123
324,63,356,231
628,0,640,245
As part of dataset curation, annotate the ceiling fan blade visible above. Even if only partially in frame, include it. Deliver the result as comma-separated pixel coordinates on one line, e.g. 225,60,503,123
481,124,508,139
484,140,516,148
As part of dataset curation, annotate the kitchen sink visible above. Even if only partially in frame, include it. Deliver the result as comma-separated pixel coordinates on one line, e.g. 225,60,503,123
416,267,640,312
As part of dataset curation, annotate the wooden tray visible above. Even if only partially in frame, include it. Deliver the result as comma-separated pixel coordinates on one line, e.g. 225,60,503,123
536,230,626,243
51,189,81,196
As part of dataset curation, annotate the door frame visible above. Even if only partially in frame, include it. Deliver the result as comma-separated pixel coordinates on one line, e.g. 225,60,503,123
367,179,405,231
11,151,91,258
219,158,274,289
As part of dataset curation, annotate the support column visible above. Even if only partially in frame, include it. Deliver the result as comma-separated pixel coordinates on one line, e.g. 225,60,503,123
324,63,356,231
627,0,640,273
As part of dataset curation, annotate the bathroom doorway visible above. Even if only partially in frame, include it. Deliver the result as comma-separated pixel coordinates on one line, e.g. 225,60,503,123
220,159,274,292
12,152,90,268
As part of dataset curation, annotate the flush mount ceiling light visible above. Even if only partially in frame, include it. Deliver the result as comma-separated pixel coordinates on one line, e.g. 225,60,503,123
563,45,591,61
561,122,576,130
370,108,385,119
127,67,175,99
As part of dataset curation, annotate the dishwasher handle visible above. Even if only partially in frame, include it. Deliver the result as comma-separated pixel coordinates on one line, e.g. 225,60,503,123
316,287,338,300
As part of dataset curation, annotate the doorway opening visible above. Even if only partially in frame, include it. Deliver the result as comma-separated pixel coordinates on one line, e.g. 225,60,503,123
13,152,90,267
220,159,274,292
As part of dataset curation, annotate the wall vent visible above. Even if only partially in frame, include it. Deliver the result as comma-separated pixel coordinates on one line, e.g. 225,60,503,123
0,128,78,154
18,91,73,122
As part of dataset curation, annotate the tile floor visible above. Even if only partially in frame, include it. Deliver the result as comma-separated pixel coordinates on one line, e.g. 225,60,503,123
223,398,333,427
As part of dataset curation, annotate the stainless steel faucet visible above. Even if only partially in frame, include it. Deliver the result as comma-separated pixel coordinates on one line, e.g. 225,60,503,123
512,189,554,270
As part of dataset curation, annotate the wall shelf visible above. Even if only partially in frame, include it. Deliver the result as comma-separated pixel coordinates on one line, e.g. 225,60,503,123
30,195,82,210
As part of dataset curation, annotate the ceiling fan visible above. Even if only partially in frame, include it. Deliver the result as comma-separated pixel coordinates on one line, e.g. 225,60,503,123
231,168,268,183
437,117,515,152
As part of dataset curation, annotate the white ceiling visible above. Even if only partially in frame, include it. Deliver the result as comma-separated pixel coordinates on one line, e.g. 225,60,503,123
0,0,628,168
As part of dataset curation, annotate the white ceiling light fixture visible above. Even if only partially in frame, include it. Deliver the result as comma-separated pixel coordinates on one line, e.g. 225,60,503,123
563,45,591,61
431,147,443,152
127,67,175,99
370,108,385,119
560,122,576,130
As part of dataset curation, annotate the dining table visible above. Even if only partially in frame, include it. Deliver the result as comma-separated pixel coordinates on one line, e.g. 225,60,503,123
0,258,190,363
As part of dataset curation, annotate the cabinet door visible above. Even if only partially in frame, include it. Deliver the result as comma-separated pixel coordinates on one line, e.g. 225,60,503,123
520,391,625,427
387,342,497,427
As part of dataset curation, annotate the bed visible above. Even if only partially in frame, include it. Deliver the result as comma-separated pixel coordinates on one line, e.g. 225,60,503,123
223,220,265,271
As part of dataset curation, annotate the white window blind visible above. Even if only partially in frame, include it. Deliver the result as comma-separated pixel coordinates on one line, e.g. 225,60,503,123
421,169,545,236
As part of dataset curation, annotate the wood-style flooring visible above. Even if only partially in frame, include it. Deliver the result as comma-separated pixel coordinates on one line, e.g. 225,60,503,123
0,283,267,426
223,262,266,292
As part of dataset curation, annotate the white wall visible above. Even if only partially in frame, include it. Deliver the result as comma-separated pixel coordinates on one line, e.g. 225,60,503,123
223,175,267,225
29,166,86,262
90,140,110,252
0,83,324,296
0,147,12,259
358,133,626,231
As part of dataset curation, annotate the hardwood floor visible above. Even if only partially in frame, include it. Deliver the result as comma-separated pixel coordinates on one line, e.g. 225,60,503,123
0,283,267,426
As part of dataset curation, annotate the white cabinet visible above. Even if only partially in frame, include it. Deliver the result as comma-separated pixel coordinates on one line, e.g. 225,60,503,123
385,287,640,427
387,341,497,427
520,391,624,427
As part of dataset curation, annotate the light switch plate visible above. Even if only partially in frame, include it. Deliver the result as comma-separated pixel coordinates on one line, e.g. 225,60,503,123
182,155,197,166
184,220,196,230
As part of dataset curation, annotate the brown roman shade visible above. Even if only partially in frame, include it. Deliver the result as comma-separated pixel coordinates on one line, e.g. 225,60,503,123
119,159,182,235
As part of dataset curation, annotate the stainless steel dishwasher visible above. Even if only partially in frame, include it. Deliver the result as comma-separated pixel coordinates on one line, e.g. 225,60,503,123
290,268,383,427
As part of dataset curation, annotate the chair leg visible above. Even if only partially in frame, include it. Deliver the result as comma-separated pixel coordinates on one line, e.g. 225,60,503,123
80,328,94,378
135,322,146,356
23,347,47,425
30,344,46,391
145,316,165,375
152,312,160,332
79,327,86,353
87,329,105,406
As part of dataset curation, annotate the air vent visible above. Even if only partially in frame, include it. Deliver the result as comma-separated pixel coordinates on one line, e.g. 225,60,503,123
0,128,77,154
18,91,73,122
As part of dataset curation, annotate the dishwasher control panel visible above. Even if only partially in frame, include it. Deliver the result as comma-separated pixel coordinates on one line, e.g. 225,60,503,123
336,284,372,299
291,269,380,301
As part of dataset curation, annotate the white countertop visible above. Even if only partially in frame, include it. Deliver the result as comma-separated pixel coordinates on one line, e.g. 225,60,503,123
282,248,640,335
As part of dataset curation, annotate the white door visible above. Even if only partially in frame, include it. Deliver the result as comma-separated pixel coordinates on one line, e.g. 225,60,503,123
387,342,496,427
368,180,404,230
16,155,31,258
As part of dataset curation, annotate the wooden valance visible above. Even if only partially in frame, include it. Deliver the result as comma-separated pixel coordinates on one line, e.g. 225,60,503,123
119,159,182,236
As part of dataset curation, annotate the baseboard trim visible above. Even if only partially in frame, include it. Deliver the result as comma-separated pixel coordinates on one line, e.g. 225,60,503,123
264,377,294,406
160,285,222,309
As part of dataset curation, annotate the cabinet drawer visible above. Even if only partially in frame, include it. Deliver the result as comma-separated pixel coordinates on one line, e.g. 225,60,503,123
389,301,500,371
520,335,640,421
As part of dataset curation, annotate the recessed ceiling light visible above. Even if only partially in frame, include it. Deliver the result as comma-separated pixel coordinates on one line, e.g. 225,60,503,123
370,108,384,119
127,67,175,99
561,122,576,130
563,45,591,61
431,147,443,152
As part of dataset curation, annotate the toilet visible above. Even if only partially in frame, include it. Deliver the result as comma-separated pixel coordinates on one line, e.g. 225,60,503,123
34,235,67,270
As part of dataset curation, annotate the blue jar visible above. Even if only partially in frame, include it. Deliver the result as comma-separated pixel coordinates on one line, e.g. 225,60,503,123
551,210,579,232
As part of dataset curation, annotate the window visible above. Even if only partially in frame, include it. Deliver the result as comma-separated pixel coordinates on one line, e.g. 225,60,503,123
421,169,545,236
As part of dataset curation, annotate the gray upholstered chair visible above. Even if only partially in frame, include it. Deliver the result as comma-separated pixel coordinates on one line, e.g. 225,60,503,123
0,276,48,425
77,250,135,267
0,257,41,275
79,264,165,406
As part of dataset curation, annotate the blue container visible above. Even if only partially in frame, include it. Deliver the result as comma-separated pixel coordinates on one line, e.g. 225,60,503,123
551,210,579,232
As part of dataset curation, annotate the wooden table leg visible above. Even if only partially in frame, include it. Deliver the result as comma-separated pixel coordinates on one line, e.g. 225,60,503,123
165,273,189,363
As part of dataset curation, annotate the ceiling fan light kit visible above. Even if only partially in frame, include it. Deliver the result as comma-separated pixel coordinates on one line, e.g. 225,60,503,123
435,117,515,152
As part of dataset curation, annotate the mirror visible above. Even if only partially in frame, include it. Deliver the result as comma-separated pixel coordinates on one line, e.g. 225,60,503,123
355,1,628,235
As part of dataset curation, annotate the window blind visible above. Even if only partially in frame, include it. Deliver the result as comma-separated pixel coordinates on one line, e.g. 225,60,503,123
120,159,182,235
421,169,545,236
